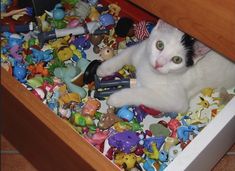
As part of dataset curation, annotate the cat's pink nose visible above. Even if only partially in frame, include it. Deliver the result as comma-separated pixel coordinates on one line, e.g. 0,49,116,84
155,62,164,69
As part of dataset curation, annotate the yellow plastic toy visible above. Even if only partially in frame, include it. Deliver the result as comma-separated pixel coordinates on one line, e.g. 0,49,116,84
114,152,143,170
143,143,159,160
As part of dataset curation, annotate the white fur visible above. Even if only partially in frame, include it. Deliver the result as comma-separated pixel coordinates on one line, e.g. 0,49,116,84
97,21,235,113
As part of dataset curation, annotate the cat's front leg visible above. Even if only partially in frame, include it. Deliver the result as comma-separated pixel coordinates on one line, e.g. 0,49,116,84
107,87,189,113
107,88,150,107
97,45,138,77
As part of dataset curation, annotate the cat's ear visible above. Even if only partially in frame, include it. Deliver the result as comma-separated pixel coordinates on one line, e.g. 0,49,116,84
193,41,211,63
152,19,176,33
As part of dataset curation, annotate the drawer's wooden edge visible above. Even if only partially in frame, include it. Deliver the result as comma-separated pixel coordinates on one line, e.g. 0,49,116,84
1,68,119,171
129,0,235,61
165,97,235,171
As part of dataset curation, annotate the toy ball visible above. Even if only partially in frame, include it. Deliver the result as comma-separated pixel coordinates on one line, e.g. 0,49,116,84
115,17,134,37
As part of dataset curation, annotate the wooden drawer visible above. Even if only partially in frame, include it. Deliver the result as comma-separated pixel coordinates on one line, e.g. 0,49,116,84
1,0,235,171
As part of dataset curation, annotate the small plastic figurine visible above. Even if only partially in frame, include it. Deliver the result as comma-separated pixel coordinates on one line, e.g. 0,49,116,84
84,129,109,151
168,144,182,162
177,124,199,142
99,13,115,27
168,119,181,138
143,142,159,160
99,46,114,61
9,44,23,61
108,130,140,153
51,3,67,29
117,105,134,121
82,97,101,117
108,3,121,18
98,107,122,130
114,152,143,171
27,62,49,77
89,34,104,54
88,6,100,21
70,112,93,127
143,137,165,153
13,61,28,83
57,85,81,106
54,64,87,98
30,48,53,63
143,157,157,171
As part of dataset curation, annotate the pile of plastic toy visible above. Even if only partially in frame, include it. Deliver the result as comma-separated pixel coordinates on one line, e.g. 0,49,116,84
1,0,234,170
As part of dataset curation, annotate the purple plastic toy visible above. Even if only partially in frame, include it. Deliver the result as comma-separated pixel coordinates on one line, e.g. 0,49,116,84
108,131,140,153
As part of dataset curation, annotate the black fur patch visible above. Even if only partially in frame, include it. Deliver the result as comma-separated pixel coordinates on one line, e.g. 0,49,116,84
181,34,195,67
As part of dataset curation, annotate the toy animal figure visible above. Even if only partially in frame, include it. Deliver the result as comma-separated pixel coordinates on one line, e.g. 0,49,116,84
108,3,121,18
108,131,140,153
143,143,159,160
27,62,49,77
70,112,93,127
168,144,182,162
177,122,199,142
58,85,81,106
82,97,101,117
143,157,157,171
3,32,24,48
117,105,134,121
84,129,109,151
36,13,52,32
10,44,23,61
97,19,235,113
54,64,87,98
13,61,28,82
68,0,90,20
167,119,181,138
88,6,100,21
219,87,235,105
30,48,53,63
114,152,143,171
98,107,122,130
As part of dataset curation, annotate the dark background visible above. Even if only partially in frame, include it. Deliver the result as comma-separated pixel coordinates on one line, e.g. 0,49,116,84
18,0,60,16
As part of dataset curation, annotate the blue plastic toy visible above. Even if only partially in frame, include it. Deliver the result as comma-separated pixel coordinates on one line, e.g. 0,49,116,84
117,106,134,121
53,3,65,20
143,157,155,171
177,116,199,142
99,13,115,27
30,48,53,63
143,136,165,152
3,32,24,48
13,61,28,83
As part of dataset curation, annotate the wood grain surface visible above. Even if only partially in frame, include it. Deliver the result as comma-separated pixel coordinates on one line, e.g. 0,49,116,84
1,68,119,171
1,135,235,170
130,0,235,61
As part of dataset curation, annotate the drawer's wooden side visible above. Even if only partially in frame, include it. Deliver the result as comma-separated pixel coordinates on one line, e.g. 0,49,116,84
0,68,119,171
130,0,235,61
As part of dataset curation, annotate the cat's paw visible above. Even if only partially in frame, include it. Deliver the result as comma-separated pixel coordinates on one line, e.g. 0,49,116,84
96,63,115,77
107,93,126,108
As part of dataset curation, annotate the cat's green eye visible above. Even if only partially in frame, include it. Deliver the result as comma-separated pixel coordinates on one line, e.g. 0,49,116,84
172,56,183,64
156,40,164,51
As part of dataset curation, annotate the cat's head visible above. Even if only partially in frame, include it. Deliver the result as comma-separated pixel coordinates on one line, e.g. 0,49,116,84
147,20,210,74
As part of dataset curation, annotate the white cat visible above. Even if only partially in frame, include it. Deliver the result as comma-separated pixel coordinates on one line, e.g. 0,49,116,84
96,20,235,113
